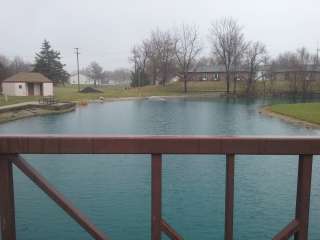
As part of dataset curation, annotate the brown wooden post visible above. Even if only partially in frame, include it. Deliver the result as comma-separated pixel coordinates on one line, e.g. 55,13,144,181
225,154,235,240
294,154,313,240
151,154,162,240
0,155,16,240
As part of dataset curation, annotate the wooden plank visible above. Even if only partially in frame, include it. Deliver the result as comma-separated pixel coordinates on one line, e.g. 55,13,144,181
0,155,16,240
0,135,320,155
151,154,162,240
12,156,109,240
294,154,313,240
161,219,183,240
225,154,235,240
273,219,300,240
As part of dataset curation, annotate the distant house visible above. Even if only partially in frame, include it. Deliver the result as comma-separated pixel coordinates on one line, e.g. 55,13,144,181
256,65,320,81
69,73,93,85
188,64,320,82
187,65,250,81
2,72,53,96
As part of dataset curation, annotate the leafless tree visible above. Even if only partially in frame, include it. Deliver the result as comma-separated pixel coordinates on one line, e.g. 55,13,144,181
296,47,313,97
273,48,314,97
129,43,150,87
209,17,247,94
174,24,202,93
151,29,176,86
85,62,105,87
10,56,32,73
244,41,267,95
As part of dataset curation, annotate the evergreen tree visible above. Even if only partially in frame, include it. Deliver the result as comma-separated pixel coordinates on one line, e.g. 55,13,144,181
33,40,69,84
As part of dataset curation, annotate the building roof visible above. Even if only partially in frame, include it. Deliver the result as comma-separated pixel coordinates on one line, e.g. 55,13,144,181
3,72,52,83
272,65,320,73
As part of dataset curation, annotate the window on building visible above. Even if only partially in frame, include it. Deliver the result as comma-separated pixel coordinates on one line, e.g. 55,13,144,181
19,85,22,89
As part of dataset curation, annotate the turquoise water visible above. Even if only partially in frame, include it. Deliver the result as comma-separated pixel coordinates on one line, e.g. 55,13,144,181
0,98,319,239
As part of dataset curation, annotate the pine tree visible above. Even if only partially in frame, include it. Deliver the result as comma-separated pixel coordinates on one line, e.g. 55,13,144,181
33,40,69,84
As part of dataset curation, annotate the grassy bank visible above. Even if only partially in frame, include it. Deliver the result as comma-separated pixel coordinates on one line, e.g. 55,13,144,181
1,80,320,106
268,102,320,125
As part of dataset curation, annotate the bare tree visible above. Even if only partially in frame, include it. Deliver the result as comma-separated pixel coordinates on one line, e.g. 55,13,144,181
129,44,150,87
174,24,202,93
273,48,314,97
85,62,105,87
10,56,32,73
245,41,267,95
151,29,176,86
209,17,247,94
296,47,313,98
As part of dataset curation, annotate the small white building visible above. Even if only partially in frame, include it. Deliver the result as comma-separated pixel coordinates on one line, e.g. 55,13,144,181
2,72,53,96
69,73,93,85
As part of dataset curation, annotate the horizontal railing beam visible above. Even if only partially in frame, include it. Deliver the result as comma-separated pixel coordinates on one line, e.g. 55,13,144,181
0,135,320,154
12,155,109,240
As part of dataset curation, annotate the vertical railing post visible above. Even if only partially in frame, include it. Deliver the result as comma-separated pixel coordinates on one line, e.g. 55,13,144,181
225,154,235,240
0,155,16,240
294,154,313,240
151,154,162,240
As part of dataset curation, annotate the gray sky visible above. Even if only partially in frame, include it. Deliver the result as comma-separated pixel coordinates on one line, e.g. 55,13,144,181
1,0,319,72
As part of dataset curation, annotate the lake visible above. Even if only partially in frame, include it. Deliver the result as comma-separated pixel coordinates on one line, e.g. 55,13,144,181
0,98,319,240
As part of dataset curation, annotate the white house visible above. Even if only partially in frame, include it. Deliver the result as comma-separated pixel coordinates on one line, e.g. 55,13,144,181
69,73,93,85
2,72,53,96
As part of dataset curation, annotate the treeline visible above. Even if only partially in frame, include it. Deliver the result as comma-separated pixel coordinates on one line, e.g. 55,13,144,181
0,56,32,82
269,48,319,97
129,24,201,92
80,62,130,87
130,17,320,95
0,40,69,86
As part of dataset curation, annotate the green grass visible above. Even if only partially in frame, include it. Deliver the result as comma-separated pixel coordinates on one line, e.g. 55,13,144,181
0,96,39,106
1,80,320,107
51,81,229,102
269,103,320,125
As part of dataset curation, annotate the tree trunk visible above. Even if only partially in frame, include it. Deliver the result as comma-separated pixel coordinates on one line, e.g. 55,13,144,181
184,72,187,93
233,73,237,94
226,73,230,94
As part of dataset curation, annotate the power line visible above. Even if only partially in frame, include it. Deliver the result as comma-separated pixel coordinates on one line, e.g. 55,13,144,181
74,48,80,92
317,43,319,65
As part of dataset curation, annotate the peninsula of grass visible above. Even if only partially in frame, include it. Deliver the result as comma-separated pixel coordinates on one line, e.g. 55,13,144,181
268,102,320,125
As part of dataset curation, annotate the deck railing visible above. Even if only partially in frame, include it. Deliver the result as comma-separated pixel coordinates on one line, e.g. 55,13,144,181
0,135,320,240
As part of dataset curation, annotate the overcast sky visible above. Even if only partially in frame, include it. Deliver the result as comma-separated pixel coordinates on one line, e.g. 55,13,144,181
0,0,319,72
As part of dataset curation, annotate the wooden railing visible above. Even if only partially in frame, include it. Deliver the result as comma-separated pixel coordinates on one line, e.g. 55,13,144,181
0,135,320,240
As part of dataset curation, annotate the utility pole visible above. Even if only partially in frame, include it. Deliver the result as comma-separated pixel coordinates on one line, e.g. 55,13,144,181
75,48,80,92
317,46,319,65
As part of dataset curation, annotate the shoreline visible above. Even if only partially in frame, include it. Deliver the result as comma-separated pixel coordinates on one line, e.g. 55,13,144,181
87,92,224,103
259,106,320,129
0,93,222,124
0,102,76,124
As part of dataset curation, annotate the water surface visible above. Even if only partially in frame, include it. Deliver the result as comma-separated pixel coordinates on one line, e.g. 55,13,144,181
0,98,319,240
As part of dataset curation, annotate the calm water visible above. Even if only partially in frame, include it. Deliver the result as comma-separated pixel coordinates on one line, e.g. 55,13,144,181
0,98,320,240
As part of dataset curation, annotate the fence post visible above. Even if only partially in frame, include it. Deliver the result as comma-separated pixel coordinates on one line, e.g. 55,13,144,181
151,154,162,240
225,154,235,240
294,154,313,240
0,155,16,240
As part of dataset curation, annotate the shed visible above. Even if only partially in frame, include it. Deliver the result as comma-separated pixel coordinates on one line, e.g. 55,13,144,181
2,72,53,96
